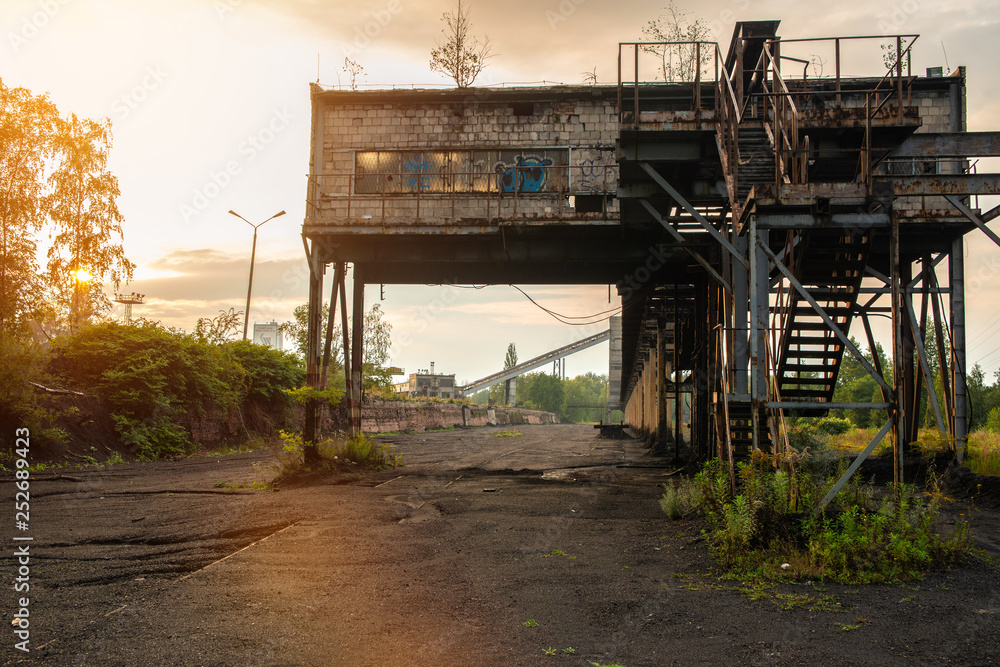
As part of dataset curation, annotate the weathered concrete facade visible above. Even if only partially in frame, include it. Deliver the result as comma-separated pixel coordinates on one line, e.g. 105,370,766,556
308,87,620,227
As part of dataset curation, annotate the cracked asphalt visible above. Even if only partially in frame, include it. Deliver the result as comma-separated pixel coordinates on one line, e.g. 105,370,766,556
2,424,998,666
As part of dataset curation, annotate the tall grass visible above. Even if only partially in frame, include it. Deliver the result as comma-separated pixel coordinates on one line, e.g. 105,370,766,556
967,430,1000,477
828,426,1000,478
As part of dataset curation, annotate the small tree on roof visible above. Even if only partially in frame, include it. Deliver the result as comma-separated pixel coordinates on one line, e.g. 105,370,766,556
429,0,495,88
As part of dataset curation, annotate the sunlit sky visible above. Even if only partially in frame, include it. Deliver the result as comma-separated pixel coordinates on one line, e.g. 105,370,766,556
3,0,999,384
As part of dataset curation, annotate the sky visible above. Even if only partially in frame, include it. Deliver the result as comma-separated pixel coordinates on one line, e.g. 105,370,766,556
2,0,999,386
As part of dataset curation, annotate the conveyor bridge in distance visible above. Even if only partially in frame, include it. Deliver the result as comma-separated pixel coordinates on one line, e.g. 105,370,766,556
300,20,1000,491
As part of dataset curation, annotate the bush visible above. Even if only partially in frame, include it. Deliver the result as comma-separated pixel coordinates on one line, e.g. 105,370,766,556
814,416,852,435
687,456,969,582
49,322,305,459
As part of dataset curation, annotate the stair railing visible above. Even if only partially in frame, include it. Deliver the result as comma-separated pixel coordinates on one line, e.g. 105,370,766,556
715,42,744,211
759,41,805,189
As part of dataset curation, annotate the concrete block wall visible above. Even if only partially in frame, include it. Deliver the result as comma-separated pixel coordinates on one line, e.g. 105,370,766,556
313,89,621,225
361,400,559,433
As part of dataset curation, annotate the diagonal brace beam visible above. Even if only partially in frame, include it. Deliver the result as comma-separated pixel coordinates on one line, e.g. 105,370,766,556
640,199,733,293
760,242,893,396
905,299,946,433
639,161,749,269
946,195,1000,248
816,418,894,515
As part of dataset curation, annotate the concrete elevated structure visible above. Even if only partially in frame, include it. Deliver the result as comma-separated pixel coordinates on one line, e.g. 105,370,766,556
301,21,1000,490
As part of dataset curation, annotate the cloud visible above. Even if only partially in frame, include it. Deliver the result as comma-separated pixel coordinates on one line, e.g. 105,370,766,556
119,248,309,331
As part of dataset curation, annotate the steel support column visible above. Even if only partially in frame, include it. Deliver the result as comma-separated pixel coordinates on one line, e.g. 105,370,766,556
749,219,769,450
733,232,750,395
657,319,668,452
303,241,325,463
350,265,365,437
951,238,968,462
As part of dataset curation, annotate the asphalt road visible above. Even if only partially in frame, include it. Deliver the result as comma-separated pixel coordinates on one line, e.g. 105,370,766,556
2,424,998,666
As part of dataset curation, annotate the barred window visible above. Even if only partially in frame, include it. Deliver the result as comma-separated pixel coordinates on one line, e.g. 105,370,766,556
354,149,568,194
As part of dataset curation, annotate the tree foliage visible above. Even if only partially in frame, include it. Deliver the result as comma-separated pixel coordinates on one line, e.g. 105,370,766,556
279,301,393,390
0,79,133,338
195,307,243,345
429,0,494,88
641,1,713,82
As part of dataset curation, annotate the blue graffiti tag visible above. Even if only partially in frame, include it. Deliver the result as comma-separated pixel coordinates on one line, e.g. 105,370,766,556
495,155,553,193
403,153,433,190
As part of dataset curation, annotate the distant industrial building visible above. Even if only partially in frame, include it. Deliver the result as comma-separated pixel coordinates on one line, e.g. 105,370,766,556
392,363,458,400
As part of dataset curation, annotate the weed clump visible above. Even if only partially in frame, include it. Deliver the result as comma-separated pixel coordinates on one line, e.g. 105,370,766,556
276,430,403,478
664,454,970,583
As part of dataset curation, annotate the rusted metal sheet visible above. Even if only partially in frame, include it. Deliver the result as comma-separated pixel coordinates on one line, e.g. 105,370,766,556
749,182,877,206
799,106,920,128
757,212,889,229
877,174,1000,195
891,132,1000,157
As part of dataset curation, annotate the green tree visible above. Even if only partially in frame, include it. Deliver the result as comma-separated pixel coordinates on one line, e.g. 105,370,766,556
279,302,392,390
0,80,60,336
504,342,518,369
429,0,494,88
0,79,132,337
831,337,890,428
518,371,565,414
45,113,133,330
194,307,243,345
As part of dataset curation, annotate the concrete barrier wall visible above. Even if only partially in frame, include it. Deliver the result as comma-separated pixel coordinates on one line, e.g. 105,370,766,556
362,400,559,433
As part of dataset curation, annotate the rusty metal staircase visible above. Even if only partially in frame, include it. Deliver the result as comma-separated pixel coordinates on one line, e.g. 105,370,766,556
774,230,872,411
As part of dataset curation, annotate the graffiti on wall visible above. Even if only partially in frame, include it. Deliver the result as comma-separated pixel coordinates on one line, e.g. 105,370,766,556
574,148,618,192
495,155,554,193
402,153,434,190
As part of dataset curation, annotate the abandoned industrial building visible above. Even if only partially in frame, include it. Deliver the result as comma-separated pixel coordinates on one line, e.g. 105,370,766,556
300,20,1000,488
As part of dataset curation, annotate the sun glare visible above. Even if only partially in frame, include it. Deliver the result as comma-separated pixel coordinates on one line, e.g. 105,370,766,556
73,268,94,283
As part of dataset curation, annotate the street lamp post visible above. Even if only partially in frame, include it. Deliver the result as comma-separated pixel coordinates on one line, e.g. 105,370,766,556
229,209,286,340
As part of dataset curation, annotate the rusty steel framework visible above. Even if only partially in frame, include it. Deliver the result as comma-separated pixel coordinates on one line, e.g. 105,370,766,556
301,20,1000,496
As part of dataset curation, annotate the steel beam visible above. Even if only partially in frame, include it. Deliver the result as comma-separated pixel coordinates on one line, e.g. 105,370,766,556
350,265,365,436
639,199,733,292
638,161,749,269
890,132,1000,158
945,195,1000,249
756,213,889,229
878,174,1000,196
816,418,894,515
766,402,893,410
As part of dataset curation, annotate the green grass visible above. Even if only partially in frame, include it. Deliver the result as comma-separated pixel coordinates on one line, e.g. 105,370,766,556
522,619,538,628
495,429,522,438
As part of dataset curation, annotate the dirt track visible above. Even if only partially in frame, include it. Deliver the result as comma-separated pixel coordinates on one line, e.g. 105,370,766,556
3,424,999,666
